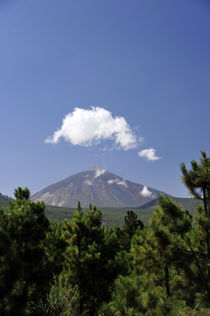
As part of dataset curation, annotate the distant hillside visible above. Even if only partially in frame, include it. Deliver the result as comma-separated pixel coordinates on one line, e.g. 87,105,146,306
45,196,201,226
0,192,150,226
0,193,12,208
45,204,153,226
0,192,203,226
31,166,166,208
139,196,201,215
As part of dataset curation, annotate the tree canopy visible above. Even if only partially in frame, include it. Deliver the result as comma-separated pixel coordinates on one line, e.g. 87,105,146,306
0,151,210,315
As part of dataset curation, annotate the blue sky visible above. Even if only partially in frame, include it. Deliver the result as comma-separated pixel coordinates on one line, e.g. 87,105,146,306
1,0,210,198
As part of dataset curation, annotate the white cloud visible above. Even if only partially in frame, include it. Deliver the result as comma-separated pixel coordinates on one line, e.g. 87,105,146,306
140,186,153,197
45,107,137,150
94,168,106,178
84,179,93,186
107,179,118,184
138,148,160,161
107,178,128,187
117,179,128,187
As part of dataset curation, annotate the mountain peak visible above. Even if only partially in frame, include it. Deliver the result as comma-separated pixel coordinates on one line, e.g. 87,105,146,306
31,167,164,208
91,166,104,171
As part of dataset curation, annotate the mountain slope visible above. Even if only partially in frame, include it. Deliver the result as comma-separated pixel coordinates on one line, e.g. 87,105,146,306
31,166,166,208
45,196,201,226
0,193,12,208
139,196,201,213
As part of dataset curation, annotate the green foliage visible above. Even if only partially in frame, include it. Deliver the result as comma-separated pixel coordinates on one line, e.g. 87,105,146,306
60,203,123,315
124,210,144,238
14,187,30,200
99,275,141,316
28,276,79,316
181,150,210,304
0,188,52,315
181,150,210,202
44,222,68,277
43,199,200,226
44,204,150,226
1,151,210,315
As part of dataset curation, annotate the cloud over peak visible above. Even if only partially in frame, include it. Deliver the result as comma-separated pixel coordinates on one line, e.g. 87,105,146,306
84,179,93,186
107,178,128,187
45,107,137,150
140,186,153,197
94,168,106,178
138,148,160,161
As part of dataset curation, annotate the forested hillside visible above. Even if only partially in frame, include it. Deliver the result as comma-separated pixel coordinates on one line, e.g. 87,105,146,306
0,193,12,208
44,197,201,226
0,195,200,226
0,151,210,315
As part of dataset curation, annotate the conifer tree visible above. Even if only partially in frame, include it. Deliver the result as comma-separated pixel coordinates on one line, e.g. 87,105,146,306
0,187,51,315
117,196,193,314
149,195,192,298
123,210,144,240
181,150,210,303
61,203,107,314
0,210,20,314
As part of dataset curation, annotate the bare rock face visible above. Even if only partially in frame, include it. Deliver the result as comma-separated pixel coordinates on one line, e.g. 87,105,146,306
31,166,164,208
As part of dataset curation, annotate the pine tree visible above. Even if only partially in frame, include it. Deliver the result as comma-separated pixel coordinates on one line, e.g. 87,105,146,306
121,196,193,314
181,150,210,303
123,210,144,239
0,209,20,314
149,195,192,299
0,187,51,315
61,203,106,314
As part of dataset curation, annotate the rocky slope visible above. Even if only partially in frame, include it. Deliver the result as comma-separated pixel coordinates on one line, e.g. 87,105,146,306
31,166,165,208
